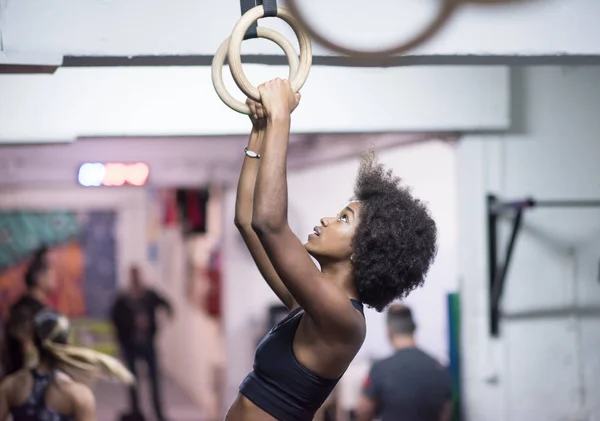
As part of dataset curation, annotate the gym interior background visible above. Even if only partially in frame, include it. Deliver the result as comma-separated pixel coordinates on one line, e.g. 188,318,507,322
1,0,600,420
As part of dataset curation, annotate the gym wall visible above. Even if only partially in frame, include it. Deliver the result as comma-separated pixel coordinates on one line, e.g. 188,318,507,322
457,66,600,421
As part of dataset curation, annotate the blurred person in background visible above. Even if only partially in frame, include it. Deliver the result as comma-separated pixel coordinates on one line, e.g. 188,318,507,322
0,309,134,421
110,265,173,421
356,304,452,421
335,357,372,421
2,246,57,377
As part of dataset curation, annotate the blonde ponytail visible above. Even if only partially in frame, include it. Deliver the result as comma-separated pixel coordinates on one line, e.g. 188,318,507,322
39,312,135,385
43,340,135,385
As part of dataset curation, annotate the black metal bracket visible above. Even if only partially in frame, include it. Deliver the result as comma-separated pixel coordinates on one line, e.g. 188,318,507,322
487,194,600,337
240,0,278,40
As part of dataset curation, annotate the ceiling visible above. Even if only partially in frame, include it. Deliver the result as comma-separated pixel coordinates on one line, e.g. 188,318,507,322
0,132,456,188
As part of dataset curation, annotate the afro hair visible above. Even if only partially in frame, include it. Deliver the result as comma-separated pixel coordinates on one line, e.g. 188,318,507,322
351,150,437,312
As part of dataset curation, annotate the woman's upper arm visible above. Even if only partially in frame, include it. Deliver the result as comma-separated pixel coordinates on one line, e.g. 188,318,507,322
253,224,359,338
73,385,97,421
237,226,296,310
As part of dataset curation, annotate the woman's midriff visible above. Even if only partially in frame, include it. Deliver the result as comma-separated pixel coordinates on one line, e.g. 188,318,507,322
224,393,278,421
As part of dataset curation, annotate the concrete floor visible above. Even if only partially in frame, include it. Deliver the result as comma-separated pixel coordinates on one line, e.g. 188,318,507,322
95,373,203,421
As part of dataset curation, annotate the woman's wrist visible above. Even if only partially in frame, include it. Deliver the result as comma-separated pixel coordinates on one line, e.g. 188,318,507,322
247,128,265,153
267,113,291,126
266,115,291,140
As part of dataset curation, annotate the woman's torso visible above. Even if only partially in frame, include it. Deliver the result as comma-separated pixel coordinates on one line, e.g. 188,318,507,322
8,369,77,421
227,301,365,421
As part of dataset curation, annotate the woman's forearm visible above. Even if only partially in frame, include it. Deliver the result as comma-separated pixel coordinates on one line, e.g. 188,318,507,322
252,115,291,231
234,120,296,309
234,126,264,227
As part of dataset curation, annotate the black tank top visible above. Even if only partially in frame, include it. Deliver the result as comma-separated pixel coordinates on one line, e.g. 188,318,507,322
10,370,73,421
239,299,364,421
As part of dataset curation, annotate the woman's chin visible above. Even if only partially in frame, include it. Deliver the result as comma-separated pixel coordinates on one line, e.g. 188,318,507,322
304,242,318,257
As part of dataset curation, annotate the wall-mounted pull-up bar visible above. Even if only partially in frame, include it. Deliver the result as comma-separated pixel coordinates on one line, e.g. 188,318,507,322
487,194,600,337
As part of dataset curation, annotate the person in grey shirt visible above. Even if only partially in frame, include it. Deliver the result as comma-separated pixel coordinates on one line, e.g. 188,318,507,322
356,305,452,421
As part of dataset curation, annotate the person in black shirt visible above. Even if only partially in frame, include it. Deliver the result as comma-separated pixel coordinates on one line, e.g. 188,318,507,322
356,305,452,421
2,247,57,377
110,265,173,421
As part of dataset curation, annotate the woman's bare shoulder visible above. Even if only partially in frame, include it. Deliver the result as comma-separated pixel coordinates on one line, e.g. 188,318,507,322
1,369,31,387
49,372,96,415
0,370,32,404
54,371,93,398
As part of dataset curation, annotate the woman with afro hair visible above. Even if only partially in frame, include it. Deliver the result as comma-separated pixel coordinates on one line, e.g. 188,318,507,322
228,78,438,421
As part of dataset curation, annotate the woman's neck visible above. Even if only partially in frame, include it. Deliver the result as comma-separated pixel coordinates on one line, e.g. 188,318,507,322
390,335,416,350
320,260,358,300
36,360,55,373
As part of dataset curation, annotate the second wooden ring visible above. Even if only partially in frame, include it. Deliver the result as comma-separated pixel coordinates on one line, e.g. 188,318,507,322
212,27,300,115
227,5,312,102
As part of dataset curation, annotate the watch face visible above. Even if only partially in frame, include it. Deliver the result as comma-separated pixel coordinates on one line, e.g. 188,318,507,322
245,148,259,158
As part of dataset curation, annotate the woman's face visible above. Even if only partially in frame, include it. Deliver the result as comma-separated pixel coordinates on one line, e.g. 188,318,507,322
305,201,361,261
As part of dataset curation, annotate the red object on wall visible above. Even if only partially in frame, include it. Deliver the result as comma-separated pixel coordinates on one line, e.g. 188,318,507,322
206,251,221,319
185,190,206,233
162,190,179,227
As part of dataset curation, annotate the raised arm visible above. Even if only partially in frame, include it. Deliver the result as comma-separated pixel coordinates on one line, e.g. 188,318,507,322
152,290,173,317
250,79,359,339
234,99,296,310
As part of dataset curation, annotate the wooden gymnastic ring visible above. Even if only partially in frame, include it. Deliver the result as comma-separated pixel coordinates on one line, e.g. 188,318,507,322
227,5,312,102
284,0,459,59
212,27,300,115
